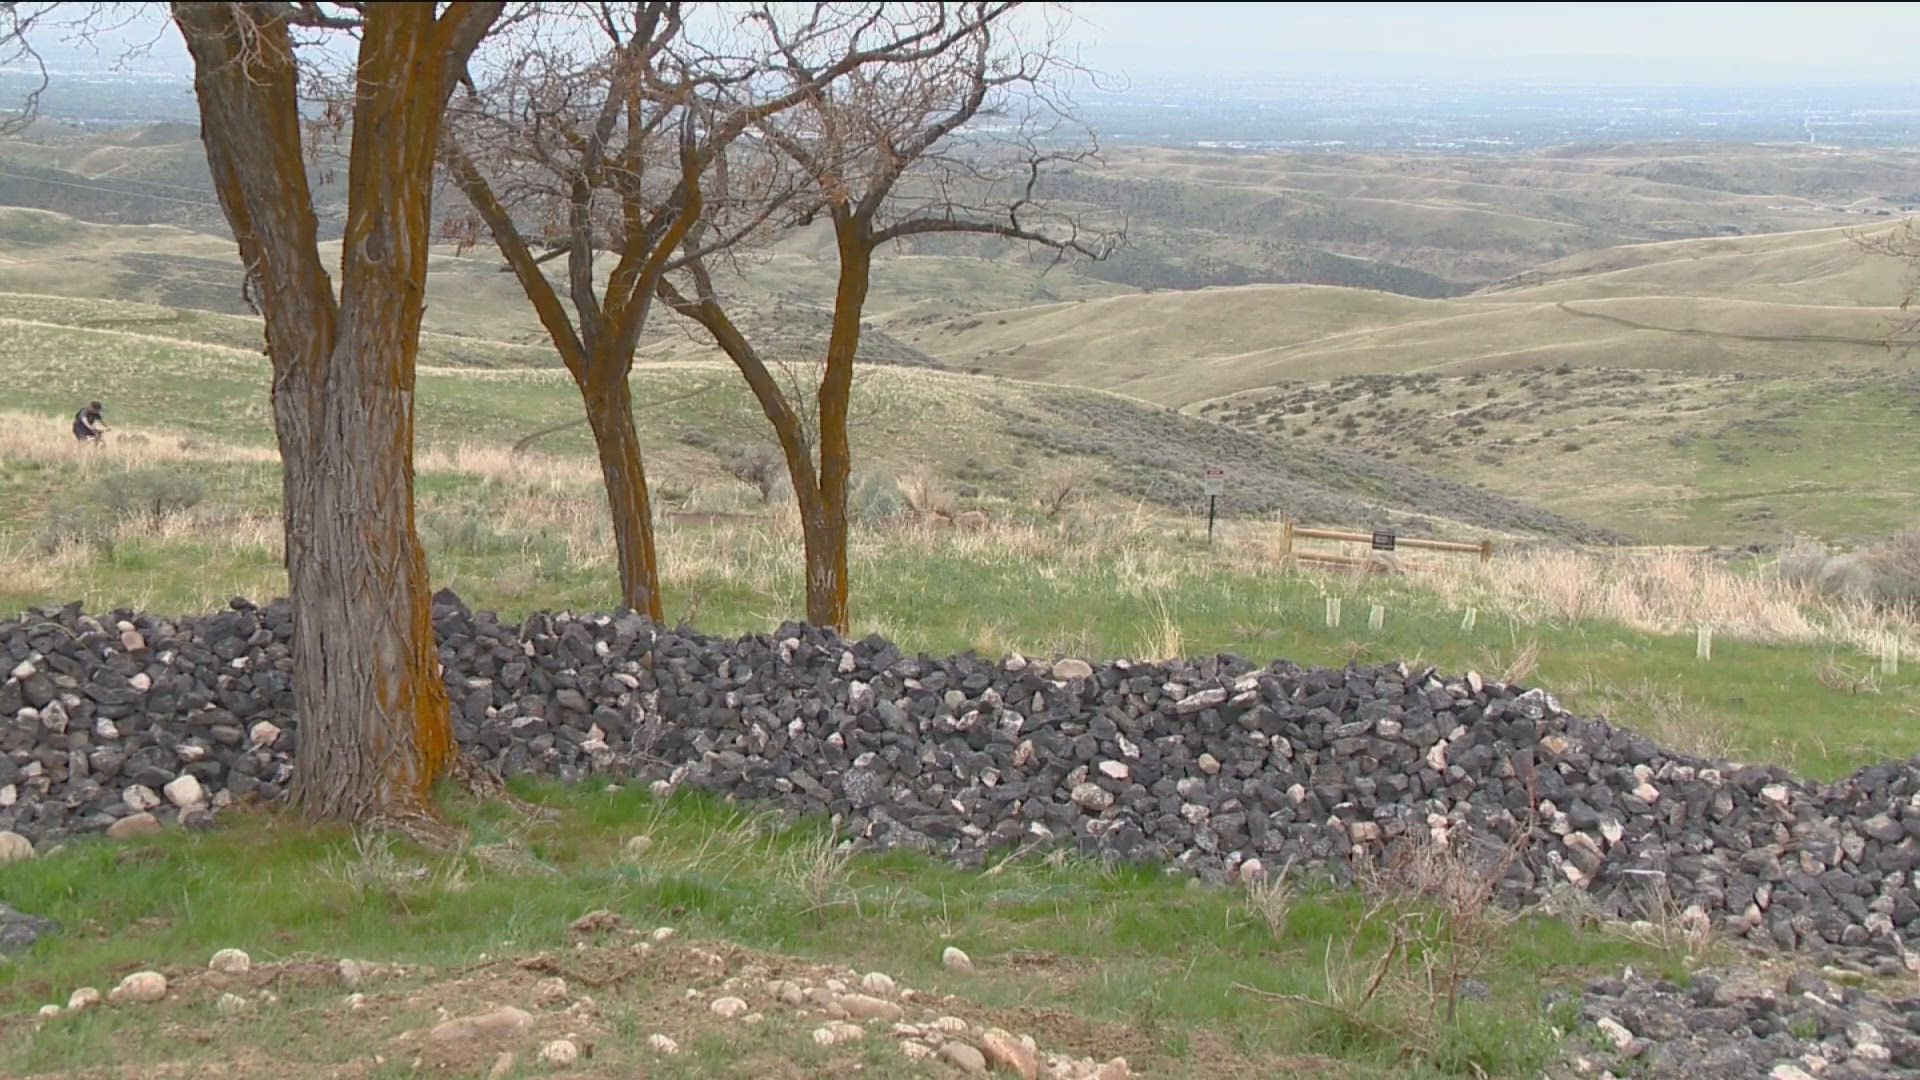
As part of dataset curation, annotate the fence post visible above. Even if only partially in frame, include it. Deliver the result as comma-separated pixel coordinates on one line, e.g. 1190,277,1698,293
1369,604,1385,631
1326,596,1342,629
1479,539,1492,565
1461,607,1478,632
1281,519,1295,561
1883,637,1901,676
1696,626,1712,661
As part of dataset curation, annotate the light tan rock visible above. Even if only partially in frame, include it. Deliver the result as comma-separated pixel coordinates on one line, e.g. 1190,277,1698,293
1051,658,1094,680
0,830,32,862
106,813,161,840
942,1041,990,1074
647,1034,679,1055
217,992,250,1015
859,972,897,997
942,946,974,972
209,948,252,975
426,1006,533,1044
812,1021,865,1046
66,987,101,1011
109,971,167,1004
710,996,750,1019
981,1028,1039,1080
163,774,205,808
835,993,904,1021
1093,1058,1132,1080
537,1039,579,1067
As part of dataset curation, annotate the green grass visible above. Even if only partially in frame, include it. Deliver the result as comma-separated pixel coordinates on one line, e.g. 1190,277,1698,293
0,782,1681,1079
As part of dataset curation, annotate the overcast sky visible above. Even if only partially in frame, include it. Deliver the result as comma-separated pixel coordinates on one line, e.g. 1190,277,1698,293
1066,2,1920,80
30,2,1920,84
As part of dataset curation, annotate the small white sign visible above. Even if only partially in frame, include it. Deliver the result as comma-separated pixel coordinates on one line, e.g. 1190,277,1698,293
1204,466,1224,497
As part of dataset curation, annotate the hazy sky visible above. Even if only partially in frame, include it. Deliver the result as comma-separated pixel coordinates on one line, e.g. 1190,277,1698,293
27,2,1920,84
1068,2,1920,80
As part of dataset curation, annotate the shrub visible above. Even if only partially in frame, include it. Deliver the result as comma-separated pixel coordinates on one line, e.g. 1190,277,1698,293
1779,532,1920,610
848,473,905,524
1776,542,1829,590
896,466,956,519
727,446,782,503
676,428,718,451
424,508,500,555
90,467,207,520
1863,529,1920,609
35,504,115,556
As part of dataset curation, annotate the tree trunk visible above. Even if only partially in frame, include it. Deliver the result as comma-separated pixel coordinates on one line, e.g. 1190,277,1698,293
807,218,873,632
580,367,663,620
276,322,452,820
175,2,499,821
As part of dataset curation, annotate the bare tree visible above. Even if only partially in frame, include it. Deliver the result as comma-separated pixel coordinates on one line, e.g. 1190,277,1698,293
659,1,1116,631
442,1,1028,624
440,2,705,622
159,1,501,823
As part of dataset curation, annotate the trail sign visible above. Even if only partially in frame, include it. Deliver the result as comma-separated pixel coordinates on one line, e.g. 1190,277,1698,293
1371,530,1396,552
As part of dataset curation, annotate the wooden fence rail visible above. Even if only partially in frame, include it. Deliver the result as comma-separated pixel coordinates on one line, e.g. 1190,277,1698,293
1280,520,1493,568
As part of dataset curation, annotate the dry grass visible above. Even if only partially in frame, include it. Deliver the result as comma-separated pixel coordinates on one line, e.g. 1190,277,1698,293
2,416,1914,663
896,465,957,520
1416,543,1919,656
1565,675,1739,762
1243,860,1295,939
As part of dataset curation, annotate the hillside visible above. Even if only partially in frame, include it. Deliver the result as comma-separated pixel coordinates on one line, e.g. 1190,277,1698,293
1198,367,1920,545
0,290,1611,543
1482,220,1910,306
8,125,1920,547
8,125,1920,299
1032,142,1920,294
896,280,1905,406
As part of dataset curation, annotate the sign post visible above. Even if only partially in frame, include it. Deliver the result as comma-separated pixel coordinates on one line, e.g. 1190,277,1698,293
1203,467,1225,545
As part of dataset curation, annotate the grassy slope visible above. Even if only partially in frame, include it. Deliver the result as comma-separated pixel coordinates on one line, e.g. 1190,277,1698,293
0,784,1682,1080
1198,369,1920,545
1036,143,1901,293
896,216,1912,408
0,288,1607,541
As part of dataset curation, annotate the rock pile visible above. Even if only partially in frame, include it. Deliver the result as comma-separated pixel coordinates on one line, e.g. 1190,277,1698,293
1557,965,1920,1079
6,594,1920,965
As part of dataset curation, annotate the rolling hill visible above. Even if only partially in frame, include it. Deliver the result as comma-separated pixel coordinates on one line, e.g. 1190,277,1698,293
7,121,1920,547
0,288,1613,544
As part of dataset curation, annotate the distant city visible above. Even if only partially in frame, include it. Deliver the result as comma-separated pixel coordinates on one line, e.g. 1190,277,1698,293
1074,74,1920,151
7,63,1920,151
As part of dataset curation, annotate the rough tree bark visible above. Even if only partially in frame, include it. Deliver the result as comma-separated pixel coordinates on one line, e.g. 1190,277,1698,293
582,373,662,619
173,1,501,821
807,214,873,630
443,139,695,622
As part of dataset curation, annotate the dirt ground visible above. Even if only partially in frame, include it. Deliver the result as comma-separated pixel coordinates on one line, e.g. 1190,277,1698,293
8,914,1347,1080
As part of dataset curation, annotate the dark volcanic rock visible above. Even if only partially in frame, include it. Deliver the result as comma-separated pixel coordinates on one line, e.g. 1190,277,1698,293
0,902,55,955
6,595,1920,968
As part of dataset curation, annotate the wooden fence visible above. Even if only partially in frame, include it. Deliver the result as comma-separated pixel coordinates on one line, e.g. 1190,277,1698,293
1280,520,1492,569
